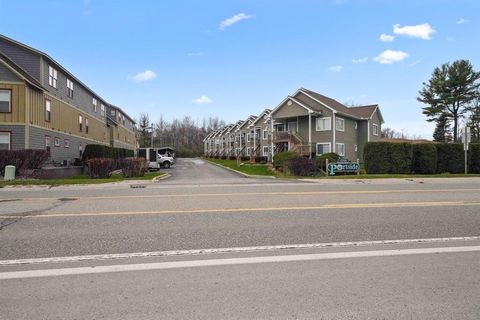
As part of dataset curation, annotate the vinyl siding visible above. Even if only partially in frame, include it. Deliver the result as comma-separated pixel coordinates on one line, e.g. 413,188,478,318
272,100,309,118
0,83,26,123
0,39,41,80
29,88,109,145
0,63,22,82
0,124,25,150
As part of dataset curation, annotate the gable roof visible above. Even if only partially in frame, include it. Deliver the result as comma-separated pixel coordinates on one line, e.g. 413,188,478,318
250,108,272,126
0,51,45,90
297,88,383,121
238,115,257,130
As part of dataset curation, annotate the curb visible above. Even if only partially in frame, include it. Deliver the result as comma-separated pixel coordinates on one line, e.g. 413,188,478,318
207,161,276,179
153,173,171,183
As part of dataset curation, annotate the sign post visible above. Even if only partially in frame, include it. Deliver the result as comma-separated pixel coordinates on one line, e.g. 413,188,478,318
462,126,471,175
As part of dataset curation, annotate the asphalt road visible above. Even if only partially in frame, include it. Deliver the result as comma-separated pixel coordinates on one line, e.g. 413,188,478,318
1,158,480,319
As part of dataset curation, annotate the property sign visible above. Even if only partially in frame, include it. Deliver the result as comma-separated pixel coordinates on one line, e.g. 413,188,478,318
328,162,359,176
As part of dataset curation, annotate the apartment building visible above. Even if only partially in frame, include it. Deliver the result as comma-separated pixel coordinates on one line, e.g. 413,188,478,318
204,88,384,162
0,34,136,164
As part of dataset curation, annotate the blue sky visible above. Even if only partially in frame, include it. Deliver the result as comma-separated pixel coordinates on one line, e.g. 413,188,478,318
1,0,479,138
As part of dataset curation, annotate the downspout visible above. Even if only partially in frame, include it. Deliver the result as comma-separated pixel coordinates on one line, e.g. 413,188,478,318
367,120,371,142
308,112,312,159
332,113,336,153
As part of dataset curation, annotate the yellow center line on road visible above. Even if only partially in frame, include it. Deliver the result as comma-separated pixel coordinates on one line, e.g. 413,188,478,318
1,201,480,219
2,188,480,202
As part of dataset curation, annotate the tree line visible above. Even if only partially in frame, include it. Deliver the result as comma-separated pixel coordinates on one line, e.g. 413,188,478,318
136,114,225,157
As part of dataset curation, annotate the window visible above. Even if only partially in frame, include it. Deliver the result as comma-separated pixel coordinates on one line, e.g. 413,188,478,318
101,104,106,117
66,79,74,98
0,132,11,150
246,148,251,156
263,129,269,140
93,98,98,112
316,117,331,131
45,135,51,151
355,121,358,130
48,66,57,88
79,115,83,131
246,133,251,142
316,143,331,155
0,89,11,113
85,118,89,134
336,117,345,132
354,144,358,152
263,146,271,156
110,109,115,116
54,137,60,147
79,142,83,158
122,115,125,125
65,139,70,148
336,143,345,156
373,124,379,136
45,100,51,121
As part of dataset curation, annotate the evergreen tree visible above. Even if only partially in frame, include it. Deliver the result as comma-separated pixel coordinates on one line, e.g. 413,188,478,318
418,59,480,142
432,113,451,142
137,113,152,148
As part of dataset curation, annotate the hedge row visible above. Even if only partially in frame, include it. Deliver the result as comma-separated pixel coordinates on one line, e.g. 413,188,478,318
81,144,134,162
364,142,480,174
0,149,50,176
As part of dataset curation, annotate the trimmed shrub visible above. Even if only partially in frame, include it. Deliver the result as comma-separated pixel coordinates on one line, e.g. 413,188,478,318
220,156,227,160
273,151,299,170
240,156,250,161
288,157,318,176
119,157,148,178
85,158,114,178
469,144,480,173
364,142,392,174
390,143,413,174
412,144,437,174
0,149,50,176
82,144,134,163
229,156,236,160
436,143,464,173
255,156,267,164
314,152,340,171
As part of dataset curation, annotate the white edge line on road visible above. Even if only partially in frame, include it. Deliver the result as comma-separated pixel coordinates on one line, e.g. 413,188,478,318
1,245,480,280
1,236,479,266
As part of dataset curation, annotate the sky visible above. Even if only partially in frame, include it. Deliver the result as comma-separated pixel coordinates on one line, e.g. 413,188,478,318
0,0,479,138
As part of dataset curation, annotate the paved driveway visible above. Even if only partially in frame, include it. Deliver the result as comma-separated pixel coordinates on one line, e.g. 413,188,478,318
164,158,278,185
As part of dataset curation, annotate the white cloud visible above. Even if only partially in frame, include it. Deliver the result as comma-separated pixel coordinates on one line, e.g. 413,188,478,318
457,18,469,24
352,57,368,64
193,95,213,105
393,23,436,40
373,50,409,64
132,70,157,82
379,33,395,42
329,65,343,72
219,13,253,31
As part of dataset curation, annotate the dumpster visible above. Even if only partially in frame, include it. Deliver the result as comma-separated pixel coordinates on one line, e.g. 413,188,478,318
4,165,15,181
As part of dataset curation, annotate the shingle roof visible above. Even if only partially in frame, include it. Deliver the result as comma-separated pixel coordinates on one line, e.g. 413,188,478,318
299,88,380,121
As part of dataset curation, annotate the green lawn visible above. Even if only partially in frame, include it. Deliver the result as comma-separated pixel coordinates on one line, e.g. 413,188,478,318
0,171,165,187
206,159,274,176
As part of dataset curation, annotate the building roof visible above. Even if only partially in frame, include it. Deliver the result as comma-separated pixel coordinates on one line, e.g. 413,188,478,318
0,51,45,91
298,88,384,122
109,104,136,124
250,108,272,126
0,34,134,121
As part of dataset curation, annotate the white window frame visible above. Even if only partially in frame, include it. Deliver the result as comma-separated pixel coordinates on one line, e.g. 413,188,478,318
335,117,345,132
45,99,51,121
64,139,70,148
354,121,358,130
66,79,74,98
54,137,60,147
101,104,106,117
79,115,83,132
45,135,51,150
316,117,331,131
93,98,98,112
336,143,345,157
246,147,251,156
0,132,11,150
0,89,11,113
85,118,89,134
354,144,358,152
263,129,269,140
316,142,331,155
373,124,379,136
262,146,271,157
287,121,297,133
48,66,57,88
